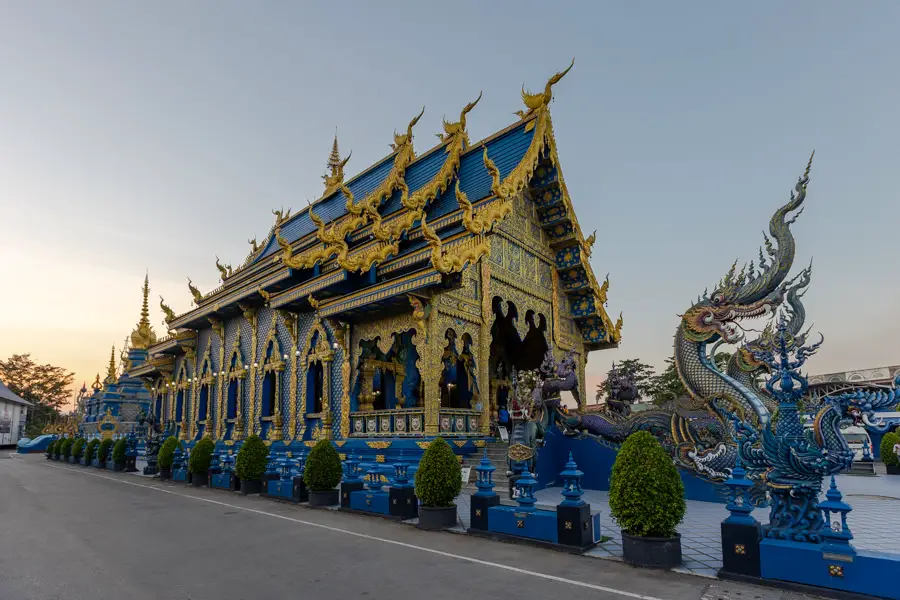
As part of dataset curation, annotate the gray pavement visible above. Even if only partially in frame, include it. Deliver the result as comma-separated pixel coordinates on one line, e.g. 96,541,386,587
0,454,826,600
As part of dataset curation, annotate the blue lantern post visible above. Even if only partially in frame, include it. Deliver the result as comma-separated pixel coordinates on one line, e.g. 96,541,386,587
556,452,598,548
470,449,500,531
340,453,365,509
719,455,762,578
389,450,418,519
819,476,855,557
861,439,873,463
513,470,538,513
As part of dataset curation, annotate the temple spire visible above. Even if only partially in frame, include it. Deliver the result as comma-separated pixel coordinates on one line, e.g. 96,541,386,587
322,131,351,196
105,345,116,384
327,133,341,170
130,271,158,349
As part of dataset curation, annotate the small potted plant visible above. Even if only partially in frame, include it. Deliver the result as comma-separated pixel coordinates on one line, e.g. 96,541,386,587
158,436,178,480
86,439,100,466
189,437,215,487
881,432,900,475
303,439,342,507
54,439,63,460
414,437,462,530
72,438,85,464
235,434,268,495
112,438,127,471
46,439,57,460
609,431,686,568
98,438,114,468
61,438,73,462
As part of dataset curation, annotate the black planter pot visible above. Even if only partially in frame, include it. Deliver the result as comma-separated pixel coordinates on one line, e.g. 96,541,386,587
192,472,209,487
67,456,75,463
887,464,900,475
307,489,339,508
416,505,458,530
241,479,262,495
160,467,172,480
621,532,682,569
113,461,125,472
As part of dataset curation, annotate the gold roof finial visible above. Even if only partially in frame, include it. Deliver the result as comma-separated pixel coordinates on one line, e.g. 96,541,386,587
92,373,102,391
517,58,575,119
105,345,117,384
323,132,351,196
130,272,158,349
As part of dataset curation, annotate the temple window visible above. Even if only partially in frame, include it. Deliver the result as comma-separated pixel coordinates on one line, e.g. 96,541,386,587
308,361,325,414
227,380,238,419
175,390,184,422
262,371,277,418
199,384,209,421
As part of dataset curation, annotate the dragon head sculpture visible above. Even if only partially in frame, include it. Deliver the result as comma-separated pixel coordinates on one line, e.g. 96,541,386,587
681,153,813,345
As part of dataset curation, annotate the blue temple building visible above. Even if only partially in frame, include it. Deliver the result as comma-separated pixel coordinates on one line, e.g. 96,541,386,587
129,63,621,459
80,276,156,438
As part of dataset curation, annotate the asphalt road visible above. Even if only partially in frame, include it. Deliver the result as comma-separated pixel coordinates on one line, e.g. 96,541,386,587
0,454,787,600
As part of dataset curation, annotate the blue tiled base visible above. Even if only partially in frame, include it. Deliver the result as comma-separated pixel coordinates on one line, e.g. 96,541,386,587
173,469,188,483
349,490,391,516
267,479,297,502
761,539,900,600
210,473,232,490
488,506,558,544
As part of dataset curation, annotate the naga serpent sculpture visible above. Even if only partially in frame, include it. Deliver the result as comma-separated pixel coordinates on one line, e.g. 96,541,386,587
509,153,871,503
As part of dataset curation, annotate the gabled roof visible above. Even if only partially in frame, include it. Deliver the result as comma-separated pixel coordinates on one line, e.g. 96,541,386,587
0,380,31,406
164,61,623,349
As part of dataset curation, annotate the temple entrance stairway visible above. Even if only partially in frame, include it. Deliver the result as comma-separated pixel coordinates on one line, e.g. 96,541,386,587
462,440,509,493
844,461,877,476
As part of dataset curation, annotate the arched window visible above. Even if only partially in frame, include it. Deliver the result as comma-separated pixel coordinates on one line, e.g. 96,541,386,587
262,371,277,418
175,390,184,422
227,379,238,419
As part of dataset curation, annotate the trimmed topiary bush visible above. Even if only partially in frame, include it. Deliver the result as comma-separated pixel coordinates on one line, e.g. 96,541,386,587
235,435,268,482
46,439,57,458
112,438,127,463
158,436,178,469
609,431,685,537
86,439,100,461
61,438,73,459
72,438,85,459
98,438,114,463
881,432,900,467
53,439,63,457
414,437,462,507
190,437,215,474
303,439,342,491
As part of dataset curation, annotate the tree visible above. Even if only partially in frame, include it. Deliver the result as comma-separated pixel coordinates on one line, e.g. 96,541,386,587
596,359,656,402
0,354,75,436
648,357,687,406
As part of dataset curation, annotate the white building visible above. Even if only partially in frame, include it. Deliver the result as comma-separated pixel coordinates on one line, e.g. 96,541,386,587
0,380,31,447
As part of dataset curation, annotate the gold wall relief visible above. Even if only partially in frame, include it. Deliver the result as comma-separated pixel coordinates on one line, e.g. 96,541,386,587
479,262,492,434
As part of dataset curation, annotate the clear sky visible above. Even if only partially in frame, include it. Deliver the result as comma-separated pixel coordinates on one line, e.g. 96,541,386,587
1,1,898,406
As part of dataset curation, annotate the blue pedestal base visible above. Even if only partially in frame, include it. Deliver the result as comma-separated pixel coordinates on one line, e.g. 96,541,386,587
267,479,297,502
482,504,601,551
210,473,235,490
173,468,188,482
347,489,396,518
760,539,900,600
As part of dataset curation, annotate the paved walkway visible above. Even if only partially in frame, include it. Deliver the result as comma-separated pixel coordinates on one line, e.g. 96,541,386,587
455,473,900,578
4,453,786,600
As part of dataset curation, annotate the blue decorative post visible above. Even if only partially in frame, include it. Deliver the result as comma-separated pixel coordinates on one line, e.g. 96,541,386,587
470,448,500,531
389,450,417,519
720,454,762,578
341,454,365,509
366,463,383,493
558,452,585,507
861,439,873,462
819,476,855,556
514,470,538,513
556,452,597,548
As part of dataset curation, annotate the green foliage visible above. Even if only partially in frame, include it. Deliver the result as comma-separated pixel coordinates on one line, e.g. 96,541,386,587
235,435,268,481
414,437,462,507
158,436,178,469
112,438,127,462
98,438,114,462
596,359,656,402
648,357,688,406
46,439,56,457
0,354,75,436
609,431,685,537
62,438,73,458
303,439,343,491
881,432,900,467
86,439,100,461
189,437,215,474
72,438,85,459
